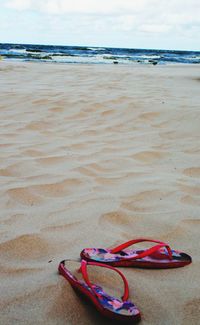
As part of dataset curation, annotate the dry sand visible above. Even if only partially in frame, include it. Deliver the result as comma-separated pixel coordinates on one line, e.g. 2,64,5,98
0,61,200,325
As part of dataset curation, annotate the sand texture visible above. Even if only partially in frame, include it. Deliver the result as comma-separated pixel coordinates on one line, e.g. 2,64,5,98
0,61,200,325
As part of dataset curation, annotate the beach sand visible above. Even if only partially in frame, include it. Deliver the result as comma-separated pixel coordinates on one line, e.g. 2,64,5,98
0,61,200,325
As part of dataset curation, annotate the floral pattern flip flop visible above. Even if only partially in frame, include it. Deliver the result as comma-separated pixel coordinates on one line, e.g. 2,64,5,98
58,259,141,323
81,238,192,268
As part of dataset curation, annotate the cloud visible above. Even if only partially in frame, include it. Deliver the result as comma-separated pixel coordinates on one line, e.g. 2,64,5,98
2,0,200,49
4,0,200,28
5,0,148,14
139,24,172,34
6,0,32,10
5,0,198,16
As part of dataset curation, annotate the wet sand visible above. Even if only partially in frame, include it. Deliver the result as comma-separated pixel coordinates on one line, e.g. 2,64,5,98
0,61,200,325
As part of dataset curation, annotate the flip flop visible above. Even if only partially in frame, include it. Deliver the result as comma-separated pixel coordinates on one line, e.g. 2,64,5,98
80,238,192,268
58,259,141,323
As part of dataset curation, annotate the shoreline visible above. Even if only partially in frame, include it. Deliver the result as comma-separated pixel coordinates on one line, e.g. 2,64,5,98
1,59,200,67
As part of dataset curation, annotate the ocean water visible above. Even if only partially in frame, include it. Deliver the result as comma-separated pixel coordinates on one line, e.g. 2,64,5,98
0,43,200,65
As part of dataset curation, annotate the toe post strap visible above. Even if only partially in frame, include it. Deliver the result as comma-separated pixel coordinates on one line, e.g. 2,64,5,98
81,259,129,301
110,238,173,260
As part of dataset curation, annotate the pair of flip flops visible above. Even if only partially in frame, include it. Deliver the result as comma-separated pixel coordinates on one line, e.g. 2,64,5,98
58,238,192,323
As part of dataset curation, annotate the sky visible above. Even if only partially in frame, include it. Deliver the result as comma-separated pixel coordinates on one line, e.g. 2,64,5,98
0,0,200,51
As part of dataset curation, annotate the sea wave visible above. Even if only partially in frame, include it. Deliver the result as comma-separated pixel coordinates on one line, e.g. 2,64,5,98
9,48,27,54
0,43,200,65
87,47,106,51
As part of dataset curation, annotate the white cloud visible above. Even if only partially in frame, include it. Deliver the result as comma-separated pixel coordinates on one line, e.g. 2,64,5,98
6,0,32,10
2,0,200,50
5,0,198,16
139,24,171,34
4,0,200,27
5,0,149,14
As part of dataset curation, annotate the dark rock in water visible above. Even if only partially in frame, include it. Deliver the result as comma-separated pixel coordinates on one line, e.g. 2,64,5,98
42,55,52,60
103,56,117,60
27,49,43,53
149,60,158,65
113,61,118,64
72,46,89,51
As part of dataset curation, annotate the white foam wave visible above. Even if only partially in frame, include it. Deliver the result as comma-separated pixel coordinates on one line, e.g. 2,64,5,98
87,47,106,51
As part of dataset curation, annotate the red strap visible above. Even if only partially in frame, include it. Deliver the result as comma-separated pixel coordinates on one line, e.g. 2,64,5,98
110,238,172,260
80,259,129,301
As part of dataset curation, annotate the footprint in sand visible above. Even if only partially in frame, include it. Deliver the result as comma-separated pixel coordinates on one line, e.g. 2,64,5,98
7,178,82,205
183,167,200,177
25,121,52,131
184,148,200,155
181,195,200,206
179,184,200,196
121,190,169,212
0,143,13,148
0,234,50,259
99,211,134,227
33,179,82,197
159,130,176,139
23,149,44,157
1,265,42,276
48,284,82,325
2,214,25,225
180,219,200,238
101,109,115,116
182,298,200,325
37,156,67,165
86,162,111,173
0,161,37,177
32,99,52,105
182,219,200,225
7,187,43,206
0,165,18,177
133,151,166,163
70,143,88,150
42,221,82,232
164,219,200,241
50,106,64,113
75,166,97,177
95,176,122,186
66,111,88,120
139,111,160,120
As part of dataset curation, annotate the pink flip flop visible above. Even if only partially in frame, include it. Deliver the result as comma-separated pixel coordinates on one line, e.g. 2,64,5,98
58,259,141,323
80,238,192,268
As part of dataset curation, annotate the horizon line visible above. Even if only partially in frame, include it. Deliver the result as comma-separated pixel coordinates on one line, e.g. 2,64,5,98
1,41,200,53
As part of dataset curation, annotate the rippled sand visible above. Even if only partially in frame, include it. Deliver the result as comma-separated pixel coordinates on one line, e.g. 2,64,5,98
0,61,200,325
